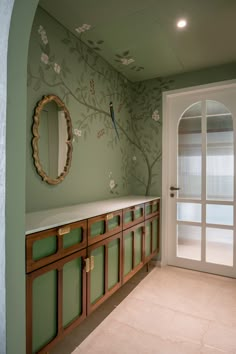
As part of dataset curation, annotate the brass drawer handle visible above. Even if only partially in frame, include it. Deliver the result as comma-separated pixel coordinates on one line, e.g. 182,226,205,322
58,225,71,236
106,213,114,220
84,258,90,273
131,205,141,211
83,257,94,273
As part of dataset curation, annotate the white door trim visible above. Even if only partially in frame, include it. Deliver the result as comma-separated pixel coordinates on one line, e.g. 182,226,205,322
161,79,236,267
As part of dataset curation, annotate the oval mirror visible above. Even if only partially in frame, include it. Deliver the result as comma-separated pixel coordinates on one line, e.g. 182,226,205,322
32,95,73,185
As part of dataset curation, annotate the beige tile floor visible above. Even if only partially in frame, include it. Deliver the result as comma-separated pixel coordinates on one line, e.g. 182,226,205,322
71,266,236,354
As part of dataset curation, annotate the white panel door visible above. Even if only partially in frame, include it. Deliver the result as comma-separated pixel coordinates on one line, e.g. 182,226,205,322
164,82,236,277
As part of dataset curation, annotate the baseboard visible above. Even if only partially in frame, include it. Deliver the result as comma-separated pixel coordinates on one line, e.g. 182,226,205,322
150,259,162,267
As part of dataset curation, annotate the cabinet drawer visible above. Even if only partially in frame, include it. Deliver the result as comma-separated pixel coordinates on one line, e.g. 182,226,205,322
122,204,144,230
26,220,87,273
145,199,160,219
88,210,122,246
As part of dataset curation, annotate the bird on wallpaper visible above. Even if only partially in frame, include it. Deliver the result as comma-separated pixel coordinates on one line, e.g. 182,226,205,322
109,101,119,140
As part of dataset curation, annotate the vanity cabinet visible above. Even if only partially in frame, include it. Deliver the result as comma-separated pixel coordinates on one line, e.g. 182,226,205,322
25,196,160,354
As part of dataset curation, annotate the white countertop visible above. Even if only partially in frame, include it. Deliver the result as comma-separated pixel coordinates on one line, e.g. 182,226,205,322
25,195,160,235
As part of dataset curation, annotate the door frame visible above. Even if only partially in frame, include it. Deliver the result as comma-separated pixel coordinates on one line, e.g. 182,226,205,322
161,79,236,267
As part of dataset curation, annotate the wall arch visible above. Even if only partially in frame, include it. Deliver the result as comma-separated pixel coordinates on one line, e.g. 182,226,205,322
0,0,39,353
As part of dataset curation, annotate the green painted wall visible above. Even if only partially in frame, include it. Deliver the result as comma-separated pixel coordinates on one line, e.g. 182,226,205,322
130,62,236,196
26,7,133,212
7,1,39,353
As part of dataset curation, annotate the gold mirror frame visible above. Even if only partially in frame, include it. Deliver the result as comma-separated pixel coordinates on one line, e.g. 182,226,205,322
32,94,73,185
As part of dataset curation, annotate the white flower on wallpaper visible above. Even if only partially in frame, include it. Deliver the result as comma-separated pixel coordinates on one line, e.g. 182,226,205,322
38,25,43,34
41,52,49,64
74,128,82,137
54,63,61,74
83,24,91,30
120,58,135,66
109,179,115,190
38,25,48,45
152,110,160,121
108,172,118,194
75,24,91,34
38,25,63,76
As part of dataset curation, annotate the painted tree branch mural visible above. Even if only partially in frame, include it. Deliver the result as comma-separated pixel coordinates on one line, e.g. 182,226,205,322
28,20,173,196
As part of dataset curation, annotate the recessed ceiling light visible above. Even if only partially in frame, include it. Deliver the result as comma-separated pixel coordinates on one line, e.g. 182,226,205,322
177,19,187,28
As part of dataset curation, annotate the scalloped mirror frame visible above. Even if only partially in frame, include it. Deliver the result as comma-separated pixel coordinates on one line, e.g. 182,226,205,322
32,94,73,185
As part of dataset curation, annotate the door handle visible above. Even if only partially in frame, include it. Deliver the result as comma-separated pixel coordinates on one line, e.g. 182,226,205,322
170,186,180,191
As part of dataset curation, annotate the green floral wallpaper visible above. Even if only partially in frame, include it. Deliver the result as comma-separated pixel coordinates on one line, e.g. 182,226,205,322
129,78,173,196
26,7,134,212
26,7,236,212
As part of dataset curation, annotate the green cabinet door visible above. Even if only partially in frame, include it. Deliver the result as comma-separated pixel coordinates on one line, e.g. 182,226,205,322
123,223,144,284
145,221,152,259
32,269,57,354
87,233,122,314
62,256,85,328
144,216,159,263
26,249,86,354
152,216,159,253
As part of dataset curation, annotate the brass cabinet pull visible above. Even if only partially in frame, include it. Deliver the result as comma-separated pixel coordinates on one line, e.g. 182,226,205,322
58,225,71,236
90,256,95,271
106,213,113,220
83,257,94,272
84,258,90,273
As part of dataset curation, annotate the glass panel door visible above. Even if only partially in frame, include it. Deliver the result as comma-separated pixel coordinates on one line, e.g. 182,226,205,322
177,100,234,268
166,84,236,278
177,102,203,262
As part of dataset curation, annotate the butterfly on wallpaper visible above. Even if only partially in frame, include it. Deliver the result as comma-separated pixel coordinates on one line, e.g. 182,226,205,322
109,101,119,140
